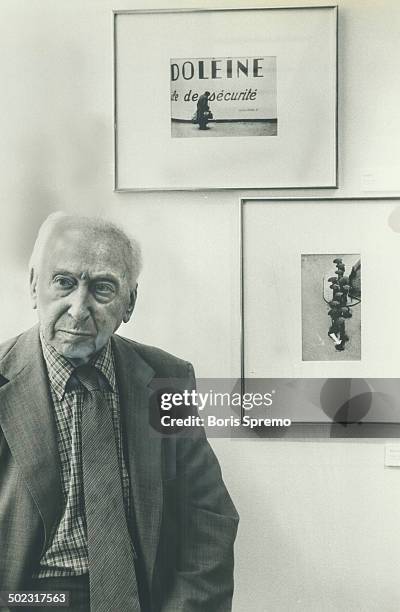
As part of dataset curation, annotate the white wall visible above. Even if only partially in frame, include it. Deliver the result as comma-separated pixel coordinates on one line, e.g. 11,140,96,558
1,1,400,610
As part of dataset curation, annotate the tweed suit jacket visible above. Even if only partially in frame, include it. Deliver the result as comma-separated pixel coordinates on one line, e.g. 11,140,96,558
0,325,239,611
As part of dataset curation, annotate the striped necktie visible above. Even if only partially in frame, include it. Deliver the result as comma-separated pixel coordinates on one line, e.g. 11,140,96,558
75,364,140,612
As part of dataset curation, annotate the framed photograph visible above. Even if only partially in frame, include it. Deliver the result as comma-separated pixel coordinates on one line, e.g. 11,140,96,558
301,252,361,361
240,197,400,433
114,6,338,191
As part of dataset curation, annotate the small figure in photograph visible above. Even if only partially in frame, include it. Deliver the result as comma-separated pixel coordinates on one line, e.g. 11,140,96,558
197,91,212,130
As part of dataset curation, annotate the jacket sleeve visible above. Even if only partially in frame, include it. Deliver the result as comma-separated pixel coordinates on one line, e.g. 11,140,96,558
159,364,239,612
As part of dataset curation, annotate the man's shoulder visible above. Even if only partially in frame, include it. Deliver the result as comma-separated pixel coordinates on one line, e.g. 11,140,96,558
0,333,23,363
112,334,194,379
0,330,34,384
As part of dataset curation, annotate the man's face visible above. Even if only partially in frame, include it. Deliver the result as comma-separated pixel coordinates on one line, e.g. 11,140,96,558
31,225,136,365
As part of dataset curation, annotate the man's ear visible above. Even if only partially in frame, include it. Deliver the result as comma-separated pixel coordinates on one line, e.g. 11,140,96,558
123,284,137,323
30,268,38,310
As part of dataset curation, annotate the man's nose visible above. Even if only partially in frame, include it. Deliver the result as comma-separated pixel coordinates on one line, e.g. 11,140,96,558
67,286,91,322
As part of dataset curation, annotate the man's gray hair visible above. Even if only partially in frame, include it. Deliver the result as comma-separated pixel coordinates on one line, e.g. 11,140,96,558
29,212,142,285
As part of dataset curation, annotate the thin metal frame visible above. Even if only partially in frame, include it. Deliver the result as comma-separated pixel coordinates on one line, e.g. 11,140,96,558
240,196,400,397
113,5,338,192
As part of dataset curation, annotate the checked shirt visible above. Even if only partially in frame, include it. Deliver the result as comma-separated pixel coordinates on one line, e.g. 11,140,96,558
34,335,131,577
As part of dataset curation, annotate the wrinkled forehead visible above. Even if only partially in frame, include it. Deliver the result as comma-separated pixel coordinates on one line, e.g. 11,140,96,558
40,223,132,282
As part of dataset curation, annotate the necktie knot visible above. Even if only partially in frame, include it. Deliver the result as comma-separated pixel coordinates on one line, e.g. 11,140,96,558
74,364,101,392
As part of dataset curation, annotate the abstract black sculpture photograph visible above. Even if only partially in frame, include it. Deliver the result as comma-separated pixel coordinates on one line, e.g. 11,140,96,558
301,254,362,361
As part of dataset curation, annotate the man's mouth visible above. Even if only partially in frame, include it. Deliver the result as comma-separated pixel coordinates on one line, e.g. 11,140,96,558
57,329,94,337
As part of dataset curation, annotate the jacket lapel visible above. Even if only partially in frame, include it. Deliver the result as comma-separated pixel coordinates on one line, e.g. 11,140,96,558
0,325,63,555
111,334,163,584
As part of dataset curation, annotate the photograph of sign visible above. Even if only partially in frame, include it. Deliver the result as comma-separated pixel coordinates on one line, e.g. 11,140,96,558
170,56,277,138
114,6,337,190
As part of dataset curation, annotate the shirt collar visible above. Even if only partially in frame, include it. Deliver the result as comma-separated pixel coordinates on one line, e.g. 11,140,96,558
40,333,117,400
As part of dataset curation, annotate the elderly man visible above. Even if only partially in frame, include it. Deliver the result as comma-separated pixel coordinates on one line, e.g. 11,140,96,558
0,213,239,612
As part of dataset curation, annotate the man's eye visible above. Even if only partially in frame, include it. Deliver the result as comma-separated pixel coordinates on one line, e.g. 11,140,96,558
95,283,114,295
54,276,75,289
